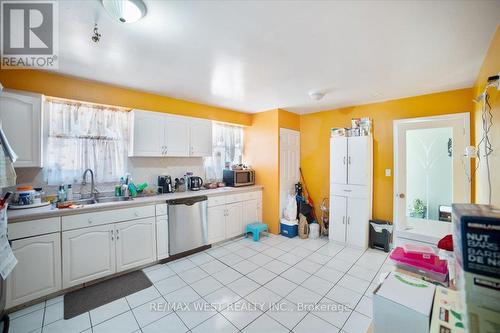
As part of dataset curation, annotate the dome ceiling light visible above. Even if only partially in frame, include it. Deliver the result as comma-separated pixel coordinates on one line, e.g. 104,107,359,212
102,0,147,24
308,91,326,101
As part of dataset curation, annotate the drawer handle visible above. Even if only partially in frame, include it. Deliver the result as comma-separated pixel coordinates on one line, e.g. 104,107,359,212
134,212,139,217
343,189,352,192
88,218,93,223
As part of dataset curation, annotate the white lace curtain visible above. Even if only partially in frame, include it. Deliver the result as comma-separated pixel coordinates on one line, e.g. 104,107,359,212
44,99,129,185
204,123,243,181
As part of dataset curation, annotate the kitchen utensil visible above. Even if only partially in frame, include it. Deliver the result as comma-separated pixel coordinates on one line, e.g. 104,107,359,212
188,176,203,191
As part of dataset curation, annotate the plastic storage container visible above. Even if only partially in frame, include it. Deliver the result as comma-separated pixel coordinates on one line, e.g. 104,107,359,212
280,219,298,238
309,223,320,239
390,247,448,282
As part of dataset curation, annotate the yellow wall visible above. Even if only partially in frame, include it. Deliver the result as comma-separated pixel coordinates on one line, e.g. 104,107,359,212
473,25,500,206
245,110,280,233
300,88,474,222
278,109,301,131
0,69,252,126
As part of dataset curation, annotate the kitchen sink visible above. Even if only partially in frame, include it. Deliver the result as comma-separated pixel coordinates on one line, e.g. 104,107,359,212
96,196,133,203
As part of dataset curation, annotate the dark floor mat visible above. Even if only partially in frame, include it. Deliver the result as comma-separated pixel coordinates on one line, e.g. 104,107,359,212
64,270,152,319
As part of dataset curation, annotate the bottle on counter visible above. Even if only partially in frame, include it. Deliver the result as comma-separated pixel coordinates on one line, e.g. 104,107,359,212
66,184,73,201
57,185,66,202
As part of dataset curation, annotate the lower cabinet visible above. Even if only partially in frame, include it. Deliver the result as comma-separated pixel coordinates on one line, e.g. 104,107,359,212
225,202,243,238
62,224,116,288
6,233,61,308
329,194,369,248
62,217,156,288
116,218,156,272
155,216,169,260
207,205,226,244
207,191,263,244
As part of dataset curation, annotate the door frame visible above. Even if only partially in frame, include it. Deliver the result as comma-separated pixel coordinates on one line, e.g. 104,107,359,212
393,112,471,229
279,128,300,220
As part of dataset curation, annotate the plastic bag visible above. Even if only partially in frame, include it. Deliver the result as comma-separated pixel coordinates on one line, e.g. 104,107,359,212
283,194,297,221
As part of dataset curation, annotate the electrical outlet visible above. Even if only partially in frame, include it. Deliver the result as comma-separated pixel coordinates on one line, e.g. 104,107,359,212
385,169,391,177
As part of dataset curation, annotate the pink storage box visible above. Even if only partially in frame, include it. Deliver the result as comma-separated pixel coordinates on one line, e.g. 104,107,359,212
390,247,448,282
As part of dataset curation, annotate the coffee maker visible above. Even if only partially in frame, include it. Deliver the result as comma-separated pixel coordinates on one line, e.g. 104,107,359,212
158,175,173,193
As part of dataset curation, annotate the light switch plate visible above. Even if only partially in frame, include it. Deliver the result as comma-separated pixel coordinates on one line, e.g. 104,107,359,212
385,169,391,177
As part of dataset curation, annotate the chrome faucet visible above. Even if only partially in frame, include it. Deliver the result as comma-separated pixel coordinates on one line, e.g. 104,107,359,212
82,168,97,201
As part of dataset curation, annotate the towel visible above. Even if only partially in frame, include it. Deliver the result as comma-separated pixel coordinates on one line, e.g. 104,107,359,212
0,127,17,188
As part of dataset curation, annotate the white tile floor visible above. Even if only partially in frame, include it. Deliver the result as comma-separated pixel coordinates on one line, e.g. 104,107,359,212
9,234,394,333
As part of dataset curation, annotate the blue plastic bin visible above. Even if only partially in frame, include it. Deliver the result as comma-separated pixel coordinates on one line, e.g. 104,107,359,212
280,220,298,238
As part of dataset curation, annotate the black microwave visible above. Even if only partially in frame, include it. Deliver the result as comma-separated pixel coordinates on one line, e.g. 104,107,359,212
223,169,255,187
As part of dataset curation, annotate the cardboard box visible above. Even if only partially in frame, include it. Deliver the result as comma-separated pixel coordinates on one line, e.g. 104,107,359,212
430,286,465,333
373,271,436,333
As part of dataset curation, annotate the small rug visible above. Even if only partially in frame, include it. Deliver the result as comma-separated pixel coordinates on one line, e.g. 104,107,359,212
64,270,152,319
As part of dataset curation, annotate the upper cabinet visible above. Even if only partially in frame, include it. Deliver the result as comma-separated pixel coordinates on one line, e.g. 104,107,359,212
129,110,212,157
0,90,43,167
330,136,372,186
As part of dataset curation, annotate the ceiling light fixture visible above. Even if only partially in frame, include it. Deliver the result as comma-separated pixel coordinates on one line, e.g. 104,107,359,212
102,0,147,24
308,91,326,101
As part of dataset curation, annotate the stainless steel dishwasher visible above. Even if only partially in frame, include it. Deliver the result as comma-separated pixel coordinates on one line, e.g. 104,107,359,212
167,196,208,256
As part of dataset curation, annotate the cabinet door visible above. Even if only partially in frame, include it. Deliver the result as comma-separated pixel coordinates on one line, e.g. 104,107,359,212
207,205,226,244
0,91,42,167
243,199,259,230
330,137,347,185
129,110,164,156
62,224,115,288
347,136,369,185
156,216,169,260
329,195,347,243
225,202,243,239
115,217,157,272
346,197,369,248
257,193,263,222
164,115,190,156
6,233,61,308
190,119,212,156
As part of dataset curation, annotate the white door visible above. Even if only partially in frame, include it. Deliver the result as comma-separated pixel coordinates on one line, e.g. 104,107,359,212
115,218,156,272
164,115,190,156
6,233,61,308
62,224,115,288
329,195,347,243
207,205,226,244
225,202,243,238
394,113,470,237
346,197,369,248
243,199,259,227
0,91,42,167
190,119,213,156
156,216,169,260
279,128,300,219
129,110,164,156
330,137,348,185
348,136,369,185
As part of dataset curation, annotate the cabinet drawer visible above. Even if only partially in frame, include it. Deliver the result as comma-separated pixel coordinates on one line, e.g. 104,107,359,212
332,184,368,198
225,193,245,204
156,204,168,216
8,217,61,240
208,195,226,207
62,205,155,231
240,190,261,201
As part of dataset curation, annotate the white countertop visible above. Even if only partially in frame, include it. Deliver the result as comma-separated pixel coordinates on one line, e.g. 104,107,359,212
7,185,263,223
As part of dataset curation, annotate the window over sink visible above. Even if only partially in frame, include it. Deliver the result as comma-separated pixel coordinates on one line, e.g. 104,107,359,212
44,98,129,185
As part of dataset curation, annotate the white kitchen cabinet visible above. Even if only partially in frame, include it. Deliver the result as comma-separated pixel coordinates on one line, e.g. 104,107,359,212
6,233,61,308
330,136,347,184
115,217,156,272
207,205,226,244
128,110,164,156
62,224,116,288
156,216,169,260
164,115,190,156
189,119,212,156
0,90,43,167
243,199,259,227
329,195,347,243
329,136,372,249
346,197,369,247
225,202,243,239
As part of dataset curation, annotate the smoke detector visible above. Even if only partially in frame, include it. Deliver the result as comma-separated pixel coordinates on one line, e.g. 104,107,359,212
308,91,326,101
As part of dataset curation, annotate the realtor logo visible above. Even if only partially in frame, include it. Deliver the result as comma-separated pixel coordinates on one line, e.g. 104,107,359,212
1,0,59,69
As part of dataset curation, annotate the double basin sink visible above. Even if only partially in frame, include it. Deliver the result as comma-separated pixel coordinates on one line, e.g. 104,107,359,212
65,196,133,206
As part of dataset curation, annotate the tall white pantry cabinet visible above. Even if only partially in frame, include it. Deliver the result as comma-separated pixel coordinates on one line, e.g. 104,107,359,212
329,135,373,249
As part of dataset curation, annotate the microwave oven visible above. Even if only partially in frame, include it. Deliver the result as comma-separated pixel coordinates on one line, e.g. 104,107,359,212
223,169,255,187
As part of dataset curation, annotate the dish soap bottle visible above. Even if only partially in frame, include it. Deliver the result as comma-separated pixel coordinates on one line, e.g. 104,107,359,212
57,185,66,202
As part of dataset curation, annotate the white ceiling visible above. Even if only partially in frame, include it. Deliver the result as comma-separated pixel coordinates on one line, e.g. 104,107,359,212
54,0,500,114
